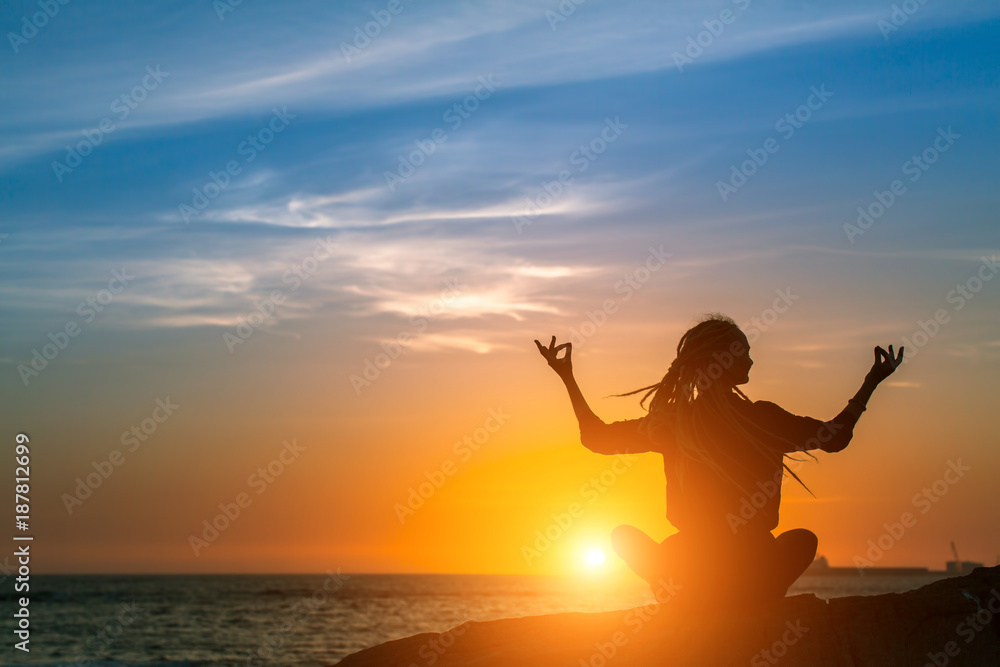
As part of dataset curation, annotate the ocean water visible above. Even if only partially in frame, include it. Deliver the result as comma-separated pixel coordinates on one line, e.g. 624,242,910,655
0,572,953,666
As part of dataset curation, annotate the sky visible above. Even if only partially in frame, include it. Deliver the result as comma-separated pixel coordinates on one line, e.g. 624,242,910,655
1,0,999,577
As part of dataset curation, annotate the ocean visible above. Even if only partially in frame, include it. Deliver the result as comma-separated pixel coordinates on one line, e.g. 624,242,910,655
0,572,953,666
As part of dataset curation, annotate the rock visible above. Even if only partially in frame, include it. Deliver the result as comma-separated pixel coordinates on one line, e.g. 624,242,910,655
334,566,1000,666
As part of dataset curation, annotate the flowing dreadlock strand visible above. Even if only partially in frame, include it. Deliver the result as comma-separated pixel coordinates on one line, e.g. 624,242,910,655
705,383,817,497
729,384,818,496
613,315,745,491
616,315,735,410
612,313,815,497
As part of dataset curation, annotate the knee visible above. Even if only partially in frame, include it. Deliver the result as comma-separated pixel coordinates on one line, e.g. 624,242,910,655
782,529,818,558
799,529,818,554
611,524,659,560
611,525,636,552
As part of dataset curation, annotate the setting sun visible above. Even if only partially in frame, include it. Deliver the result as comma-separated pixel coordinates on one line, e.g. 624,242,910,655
586,549,606,566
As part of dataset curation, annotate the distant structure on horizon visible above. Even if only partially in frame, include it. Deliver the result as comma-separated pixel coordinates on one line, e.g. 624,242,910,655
945,560,984,575
946,541,983,576
805,541,990,577
805,555,930,577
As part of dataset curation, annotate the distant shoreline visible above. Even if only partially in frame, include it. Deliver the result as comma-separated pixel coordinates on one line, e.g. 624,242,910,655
804,566,949,576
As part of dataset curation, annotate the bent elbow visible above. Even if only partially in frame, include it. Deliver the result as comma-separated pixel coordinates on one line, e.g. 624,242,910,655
579,418,649,455
820,424,854,453
579,429,611,455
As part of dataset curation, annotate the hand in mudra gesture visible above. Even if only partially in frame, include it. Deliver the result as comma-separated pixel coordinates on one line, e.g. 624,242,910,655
866,344,904,385
534,335,573,379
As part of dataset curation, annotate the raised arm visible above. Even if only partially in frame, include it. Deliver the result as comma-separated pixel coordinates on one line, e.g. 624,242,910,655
816,344,904,453
534,336,652,455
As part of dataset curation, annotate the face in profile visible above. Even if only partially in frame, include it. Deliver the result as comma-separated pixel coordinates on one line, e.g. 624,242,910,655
706,329,752,388
729,331,753,385
693,327,753,392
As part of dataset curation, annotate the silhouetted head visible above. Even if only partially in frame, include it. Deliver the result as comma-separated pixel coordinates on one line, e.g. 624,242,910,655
615,313,815,495
618,314,751,413
670,315,752,395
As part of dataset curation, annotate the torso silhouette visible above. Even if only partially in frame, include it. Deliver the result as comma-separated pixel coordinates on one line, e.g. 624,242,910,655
582,392,827,538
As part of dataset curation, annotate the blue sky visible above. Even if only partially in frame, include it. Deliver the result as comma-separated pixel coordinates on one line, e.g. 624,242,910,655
2,1,998,346
2,1,999,573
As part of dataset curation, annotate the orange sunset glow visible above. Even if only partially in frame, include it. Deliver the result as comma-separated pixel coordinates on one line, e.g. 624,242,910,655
19,279,1000,578
3,0,998,593
5,3,1000,663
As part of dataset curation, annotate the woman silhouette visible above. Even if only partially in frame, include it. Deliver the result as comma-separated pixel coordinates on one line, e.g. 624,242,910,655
535,314,903,606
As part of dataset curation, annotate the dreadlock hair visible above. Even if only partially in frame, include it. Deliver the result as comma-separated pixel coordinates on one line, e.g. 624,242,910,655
613,313,815,496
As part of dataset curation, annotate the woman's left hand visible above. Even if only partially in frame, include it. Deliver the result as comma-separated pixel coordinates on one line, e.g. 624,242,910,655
866,344,904,385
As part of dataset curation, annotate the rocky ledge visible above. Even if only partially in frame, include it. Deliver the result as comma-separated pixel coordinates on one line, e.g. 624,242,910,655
335,566,1000,666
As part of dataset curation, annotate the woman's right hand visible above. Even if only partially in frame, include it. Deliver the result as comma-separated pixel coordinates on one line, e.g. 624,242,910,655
534,335,573,379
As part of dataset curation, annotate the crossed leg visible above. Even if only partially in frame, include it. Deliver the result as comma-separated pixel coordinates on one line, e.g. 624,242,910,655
610,525,701,604
611,524,818,603
611,525,664,586
771,528,818,595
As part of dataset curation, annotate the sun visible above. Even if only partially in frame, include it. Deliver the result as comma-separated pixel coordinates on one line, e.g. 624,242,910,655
585,549,606,565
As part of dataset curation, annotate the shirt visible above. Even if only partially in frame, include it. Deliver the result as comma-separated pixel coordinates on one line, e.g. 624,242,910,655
579,394,849,536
